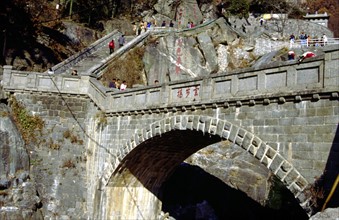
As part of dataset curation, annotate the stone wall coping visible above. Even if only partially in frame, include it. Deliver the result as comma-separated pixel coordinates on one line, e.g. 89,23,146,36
2,47,338,114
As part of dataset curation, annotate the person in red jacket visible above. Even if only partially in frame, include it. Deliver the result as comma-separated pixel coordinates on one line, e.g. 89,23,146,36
109,39,115,54
298,51,316,63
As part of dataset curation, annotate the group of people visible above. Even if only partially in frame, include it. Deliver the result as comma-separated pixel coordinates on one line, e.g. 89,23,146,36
133,20,175,36
108,35,126,54
133,21,153,36
130,19,201,36
109,78,127,91
290,33,328,48
287,50,316,63
161,20,174,27
187,21,195,28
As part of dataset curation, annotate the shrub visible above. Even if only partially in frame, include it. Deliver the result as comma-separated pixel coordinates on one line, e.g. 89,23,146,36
9,96,44,145
102,46,146,87
62,159,76,169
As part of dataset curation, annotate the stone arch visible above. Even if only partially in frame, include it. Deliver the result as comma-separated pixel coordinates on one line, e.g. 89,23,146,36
100,115,312,214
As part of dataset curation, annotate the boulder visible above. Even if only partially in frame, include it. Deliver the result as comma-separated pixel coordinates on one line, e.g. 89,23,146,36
310,208,339,220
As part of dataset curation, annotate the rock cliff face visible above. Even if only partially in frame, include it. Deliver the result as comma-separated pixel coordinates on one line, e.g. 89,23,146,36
0,104,43,219
0,0,336,219
143,18,238,84
104,0,334,86
0,94,91,219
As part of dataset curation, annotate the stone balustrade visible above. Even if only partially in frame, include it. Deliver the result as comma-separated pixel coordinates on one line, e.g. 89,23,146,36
49,30,121,75
2,45,338,114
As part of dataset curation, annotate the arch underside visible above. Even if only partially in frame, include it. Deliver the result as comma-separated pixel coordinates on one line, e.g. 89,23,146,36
101,115,312,214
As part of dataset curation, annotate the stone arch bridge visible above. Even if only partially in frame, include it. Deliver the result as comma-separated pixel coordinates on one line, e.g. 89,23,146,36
1,45,338,219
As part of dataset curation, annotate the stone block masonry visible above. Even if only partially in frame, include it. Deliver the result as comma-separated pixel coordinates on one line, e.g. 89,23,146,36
1,45,338,219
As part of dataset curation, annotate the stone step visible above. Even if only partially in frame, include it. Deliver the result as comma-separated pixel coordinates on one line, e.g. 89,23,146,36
68,36,134,75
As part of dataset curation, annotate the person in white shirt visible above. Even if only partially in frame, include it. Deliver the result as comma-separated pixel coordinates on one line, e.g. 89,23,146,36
120,81,127,91
48,68,54,74
322,34,328,46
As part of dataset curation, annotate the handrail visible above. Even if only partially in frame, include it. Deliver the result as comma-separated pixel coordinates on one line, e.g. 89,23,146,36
91,30,151,77
252,38,339,52
48,30,121,74
93,19,219,78
2,46,338,114
45,18,221,77
290,38,339,48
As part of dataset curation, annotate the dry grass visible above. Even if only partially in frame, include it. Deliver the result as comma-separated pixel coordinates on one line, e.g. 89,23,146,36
9,96,44,145
305,180,325,209
62,159,76,169
101,46,146,87
0,111,8,117
63,130,71,139
0,190,9,196
63,129,83,144
95,111,107,130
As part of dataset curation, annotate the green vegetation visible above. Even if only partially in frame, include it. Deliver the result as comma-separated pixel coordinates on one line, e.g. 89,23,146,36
48,138,61,150
222,0,250,18
9,96,44,145
30,158,43,166
63,129,83,145
95,111,107,130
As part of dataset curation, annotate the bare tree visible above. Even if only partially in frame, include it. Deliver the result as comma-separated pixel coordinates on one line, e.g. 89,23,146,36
265,0,300,37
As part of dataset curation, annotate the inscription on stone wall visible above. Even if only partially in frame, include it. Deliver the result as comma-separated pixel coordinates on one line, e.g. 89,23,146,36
175,38,183,75
176,6,183,27
172,85,200,102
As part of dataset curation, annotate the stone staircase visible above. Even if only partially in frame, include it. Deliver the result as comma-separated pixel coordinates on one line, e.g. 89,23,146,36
49,30,123,75
54,34,138,76
50,19,219,77
70,46,112,75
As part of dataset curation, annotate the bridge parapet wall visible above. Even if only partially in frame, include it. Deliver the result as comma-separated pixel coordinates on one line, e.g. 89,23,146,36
98,46,338,113
2,46,338,113
1,46,338,218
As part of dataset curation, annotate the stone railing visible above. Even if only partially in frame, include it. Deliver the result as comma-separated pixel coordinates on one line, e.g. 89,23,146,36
98,46,338,113
2,67,90,95
3,45,337,114
93,19,219,78
92,30,151,77
48,30,121,75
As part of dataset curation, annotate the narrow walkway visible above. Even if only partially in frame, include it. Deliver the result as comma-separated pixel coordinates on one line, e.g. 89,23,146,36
49,30,128,75
50,19,218,77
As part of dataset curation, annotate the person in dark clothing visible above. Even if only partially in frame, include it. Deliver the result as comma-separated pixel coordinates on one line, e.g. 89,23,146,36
109,79,116,88
288,51,295,60
118,35,125,47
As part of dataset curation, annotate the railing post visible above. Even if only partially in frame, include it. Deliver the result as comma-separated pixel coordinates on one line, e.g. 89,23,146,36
2,65,12,86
